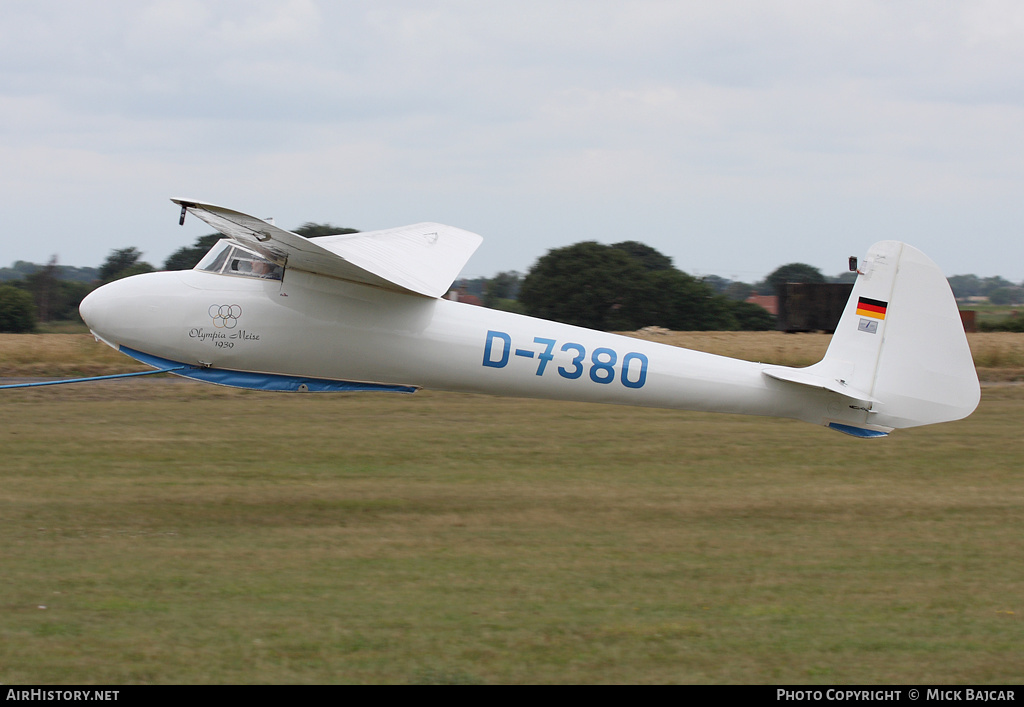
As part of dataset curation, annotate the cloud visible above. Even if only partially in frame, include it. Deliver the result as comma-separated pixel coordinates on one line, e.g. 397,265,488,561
1,1,1023,280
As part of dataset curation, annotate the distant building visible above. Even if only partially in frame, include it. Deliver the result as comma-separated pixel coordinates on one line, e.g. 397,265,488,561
777,283,853,333
959,310,977,333
446,287,482,306
745,294,778,316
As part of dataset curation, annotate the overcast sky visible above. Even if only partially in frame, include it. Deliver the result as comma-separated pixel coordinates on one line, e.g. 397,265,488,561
2,0,1022,283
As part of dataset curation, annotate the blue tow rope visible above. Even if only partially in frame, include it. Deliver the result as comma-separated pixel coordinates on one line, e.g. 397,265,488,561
0,367,188,389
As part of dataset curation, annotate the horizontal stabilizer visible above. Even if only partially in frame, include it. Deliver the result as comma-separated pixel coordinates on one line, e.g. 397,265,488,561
762,365,879,403
173,199,482,298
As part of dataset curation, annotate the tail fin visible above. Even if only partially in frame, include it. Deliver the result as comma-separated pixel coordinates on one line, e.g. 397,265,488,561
765,241,980,435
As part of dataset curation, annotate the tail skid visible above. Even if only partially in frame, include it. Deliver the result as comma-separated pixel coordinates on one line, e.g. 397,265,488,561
763,241,979,437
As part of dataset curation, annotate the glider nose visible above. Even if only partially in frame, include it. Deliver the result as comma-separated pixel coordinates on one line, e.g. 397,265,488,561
79,274,154,348
79,281,119,347
79,271,192,358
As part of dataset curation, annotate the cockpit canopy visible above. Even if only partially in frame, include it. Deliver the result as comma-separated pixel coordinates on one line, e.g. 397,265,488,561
195,240,284,281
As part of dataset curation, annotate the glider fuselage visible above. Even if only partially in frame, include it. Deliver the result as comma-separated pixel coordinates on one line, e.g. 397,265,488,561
73,199,980,438
80,266,839,426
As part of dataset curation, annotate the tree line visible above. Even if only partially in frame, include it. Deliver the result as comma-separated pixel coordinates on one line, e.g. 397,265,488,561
457,246,860,332
2,226,1022,334
516,241,776,331
0,223,353,333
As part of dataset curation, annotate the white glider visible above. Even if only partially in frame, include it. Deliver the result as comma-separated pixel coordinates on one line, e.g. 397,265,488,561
73,199,979,438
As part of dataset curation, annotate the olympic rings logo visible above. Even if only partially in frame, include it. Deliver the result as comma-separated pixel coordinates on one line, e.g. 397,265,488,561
209,304,242,329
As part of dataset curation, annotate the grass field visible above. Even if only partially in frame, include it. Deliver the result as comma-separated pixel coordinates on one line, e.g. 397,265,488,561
1,334,1022,684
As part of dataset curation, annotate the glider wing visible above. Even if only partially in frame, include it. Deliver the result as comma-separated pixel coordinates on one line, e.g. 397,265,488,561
172,199,482,298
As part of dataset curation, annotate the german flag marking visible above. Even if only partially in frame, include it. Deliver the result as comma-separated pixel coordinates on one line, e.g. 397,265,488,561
856,296,888,320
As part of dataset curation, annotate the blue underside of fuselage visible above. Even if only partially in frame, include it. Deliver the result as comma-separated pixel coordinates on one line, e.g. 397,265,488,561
120,346,418,394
